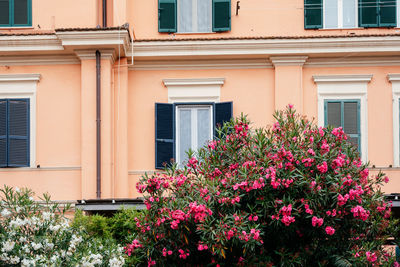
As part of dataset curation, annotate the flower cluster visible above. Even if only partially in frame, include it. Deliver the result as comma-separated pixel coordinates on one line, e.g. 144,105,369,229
129,106,397,266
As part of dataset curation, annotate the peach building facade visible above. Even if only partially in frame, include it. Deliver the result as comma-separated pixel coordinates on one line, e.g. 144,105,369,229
1,0,400,207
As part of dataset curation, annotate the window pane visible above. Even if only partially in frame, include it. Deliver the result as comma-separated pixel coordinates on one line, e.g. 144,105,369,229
343,102,358,134
197,108,211,149
0,0,10,25
324,0,338,28
327,102,341,128
343,0,356,27
14,0,28,25
178,0,193,32
197,0,211,32
179,109,192,165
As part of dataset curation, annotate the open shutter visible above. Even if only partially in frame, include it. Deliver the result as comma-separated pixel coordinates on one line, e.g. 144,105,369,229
8,99,29,167
304,0,323,29
158,0,177,32
212,0,231,32
0,100,7,167
379,0,396,27
0,0,10,25
359,0,379,27
214,102,232,134
155,103,175,169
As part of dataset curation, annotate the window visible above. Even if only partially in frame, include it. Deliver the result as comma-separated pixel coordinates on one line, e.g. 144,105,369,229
158,0,231,33
0,99,30,167
155,102,232,169
314,74,370,162
176,105,213,165
304,0,396,29
0,0,32,27
324,100,361,151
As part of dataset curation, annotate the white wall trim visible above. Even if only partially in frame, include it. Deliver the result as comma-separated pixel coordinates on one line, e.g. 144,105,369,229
270,56,308,66
74,49,116,63
315,75,370,162
389,74,400,167
306,56,400,67
163,78,225,103
0,74,40,168
0,55,80,66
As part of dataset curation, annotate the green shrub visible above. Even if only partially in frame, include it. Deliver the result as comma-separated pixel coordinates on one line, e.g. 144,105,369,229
128,106,398,266
110,207,142,245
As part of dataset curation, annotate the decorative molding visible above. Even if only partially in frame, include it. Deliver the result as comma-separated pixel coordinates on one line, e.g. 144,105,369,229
0,35,63,52
130,36,400,59
306,56,400,67
163,78,225,103
163,78,225,86
270,56,308,66
74,49,116,63
0,55,80,66
129,58,273,70
0,166,81,172
313,74,373,83
388,74,400,167
0,74,41,82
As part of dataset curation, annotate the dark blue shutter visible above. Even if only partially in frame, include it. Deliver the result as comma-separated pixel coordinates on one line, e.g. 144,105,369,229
158,0,177,32
0,100,7,167
304,0,323,29
155,103,175,169
0,0,10,25
212,0,231,32
8,99,29,167
214,101,233,134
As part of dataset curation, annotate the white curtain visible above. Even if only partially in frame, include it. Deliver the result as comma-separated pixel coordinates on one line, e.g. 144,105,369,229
178,0,212,32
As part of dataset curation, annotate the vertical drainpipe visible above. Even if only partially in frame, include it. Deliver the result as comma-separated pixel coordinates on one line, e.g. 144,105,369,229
102,0,107,27
96,50,101,199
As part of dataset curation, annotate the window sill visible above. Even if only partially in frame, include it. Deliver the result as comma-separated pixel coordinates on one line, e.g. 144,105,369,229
0,26,34,30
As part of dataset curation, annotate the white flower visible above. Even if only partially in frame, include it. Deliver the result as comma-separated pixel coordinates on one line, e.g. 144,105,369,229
1,240,15,252
15,187,20,192
1,208,11,218
31,242,42,250
19,236,27,242
9,255,20,264
29,196,34,201
50,224,61,232
109,256,125,267
42,212,51,221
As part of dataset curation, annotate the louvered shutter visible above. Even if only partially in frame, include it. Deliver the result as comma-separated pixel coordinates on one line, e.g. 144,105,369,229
359,0,379,27
158,0,177,32
214,102,233,134
0,100,7,167
155,103,175,169
14,0,29,25
343,101,360,150
0,0,10,25
379,0,396,27
212,0,231,32
326,101,341,128
8,99,29,167
304,0,323,29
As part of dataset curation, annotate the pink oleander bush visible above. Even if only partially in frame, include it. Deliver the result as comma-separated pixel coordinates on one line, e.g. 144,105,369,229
128,106,398,266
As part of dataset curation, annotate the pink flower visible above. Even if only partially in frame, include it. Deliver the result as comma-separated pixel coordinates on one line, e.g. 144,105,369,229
325,226,335,235
311,216,324,227
366,251,377,263
317,162,328,173
351,205,370,221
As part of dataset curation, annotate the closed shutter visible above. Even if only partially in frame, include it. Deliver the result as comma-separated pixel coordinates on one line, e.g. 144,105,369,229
304,0,323,29
343,101,360,150
0,0,10,25
155,103,175,169
214,101,233,134
158,0,177,32
212,0,231,32
0,100,7,167
359,0,379,27
379,0,396,27
326,101,341,128
8,99,29,167
14,0,29,25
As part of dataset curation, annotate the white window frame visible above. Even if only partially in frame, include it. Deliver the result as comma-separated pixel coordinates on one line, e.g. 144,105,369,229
314,74,371,163
323,0,358,29
388,74,400,166
177,0,213,33
0,74,39,168
175,105,213,165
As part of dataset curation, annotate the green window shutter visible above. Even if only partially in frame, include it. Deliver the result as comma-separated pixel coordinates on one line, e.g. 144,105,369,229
213,102,233,135
0,0,10,25
359,0,379,27
158,0,177,33
212,0,231,32
379,0,396,27
0,100,7,167
304,0,323,29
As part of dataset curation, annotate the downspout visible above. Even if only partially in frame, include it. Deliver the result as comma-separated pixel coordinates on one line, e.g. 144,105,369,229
96,50,101,199
102,0,107,27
